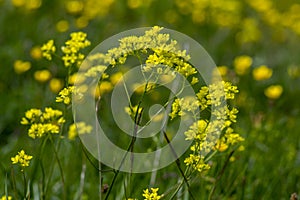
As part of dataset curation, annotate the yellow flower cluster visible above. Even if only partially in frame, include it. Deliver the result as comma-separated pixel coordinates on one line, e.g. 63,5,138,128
56,86,75,105
175,0,241,27
41,40,56,60
142,188,162,200
11,150,33,168
21,107,65,139
61,32,91,67
68,122,93,140
0,195,12,200
184,154,210,172
65,0,115,28
171,81,243,172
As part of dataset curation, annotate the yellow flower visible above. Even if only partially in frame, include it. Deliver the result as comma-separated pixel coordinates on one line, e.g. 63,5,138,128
21,107,65,139
14,60,31,74
68,122,92,140
213,66,228,77
110,72,123,85
65,0,83,14
56,20,69,32
41,40,56,60
264,85,283,99
0,195,12,200
142,188,162,200
252,65,273,81
11,150,33,168
30,46,42,60
49,78,64,93
214,139,228,152
99,81,113,94
56,86,75,105
34,70,52,83
61,32,90,67
233,55,252,75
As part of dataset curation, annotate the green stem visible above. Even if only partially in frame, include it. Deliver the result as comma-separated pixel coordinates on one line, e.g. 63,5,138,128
50,136,66,200
208,150,234,200
163,131,195,200
22,170,27,199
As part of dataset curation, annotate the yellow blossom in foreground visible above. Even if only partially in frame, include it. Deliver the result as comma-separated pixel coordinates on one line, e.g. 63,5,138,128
252,65,273,81
0,195,12,200
142,188,162,200
56,86,74,105
61,32,90,67
14,60,31,74
264,85,283,99
11,150,32,168
41,40,56,60
234,55,252,75
21,107,65,139
34,70,52,83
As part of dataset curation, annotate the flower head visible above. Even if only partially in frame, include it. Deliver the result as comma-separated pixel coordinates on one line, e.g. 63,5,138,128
264,85,283,99
142,188,162,200
61,32,90,67
11,150,33,168
234,55,252,75
41,40,56,60
252,65,273,81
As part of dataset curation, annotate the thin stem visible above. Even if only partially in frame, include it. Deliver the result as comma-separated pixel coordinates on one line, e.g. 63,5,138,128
208,150,235,200
22,170,27,199
78,156,86,200
95,93,102,200
163,131,195,200
10,167,17,199
104,106,144,200
50,137,66,200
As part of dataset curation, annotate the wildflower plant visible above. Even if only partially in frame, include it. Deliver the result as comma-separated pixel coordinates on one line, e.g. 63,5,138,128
72,26,243,198
6,27,243,199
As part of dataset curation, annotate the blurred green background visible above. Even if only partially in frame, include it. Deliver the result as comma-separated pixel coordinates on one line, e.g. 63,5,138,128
1,0,300,199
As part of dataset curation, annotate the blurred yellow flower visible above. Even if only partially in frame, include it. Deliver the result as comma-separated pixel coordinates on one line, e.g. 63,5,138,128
76,16,89,29
0,195,12,200
264,85,283,99
34,70,51,82
68,122,92,140
234,55,252,75
14,60,31,74
49,78,64,93
26,0,42,10
56,20,69,32
11,0,25,7
127,0,142,9
30,46,42,60
65,0,83,14
212,65,228,78
110,72,123,85
99,81,113,94
252,65,273,81
68,73,86,85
